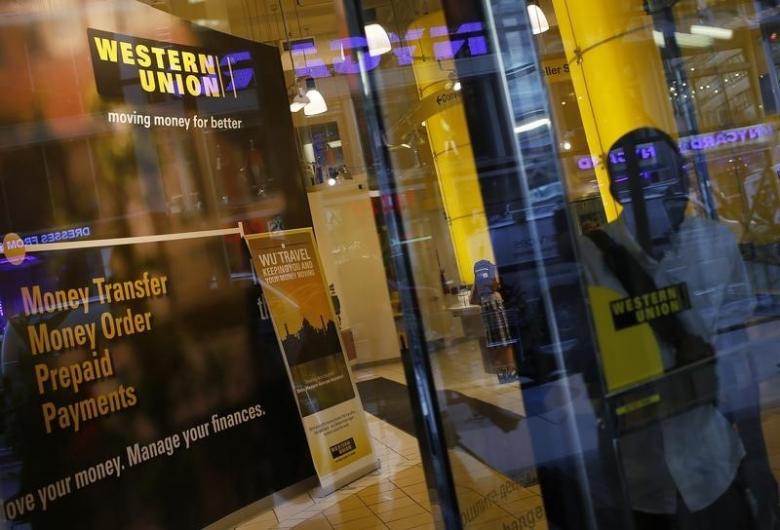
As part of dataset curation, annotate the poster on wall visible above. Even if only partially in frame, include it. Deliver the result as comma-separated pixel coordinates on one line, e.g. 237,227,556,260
245,229,378,493
0,230,315,529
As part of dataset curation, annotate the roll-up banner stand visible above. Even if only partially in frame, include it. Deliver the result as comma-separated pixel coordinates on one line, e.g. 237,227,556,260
244,228,379,494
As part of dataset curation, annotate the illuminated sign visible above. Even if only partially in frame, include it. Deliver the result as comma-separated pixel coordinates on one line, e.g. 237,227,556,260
577,145,657,171
1,226,92,250
679,123,774,153
88,29,256,100
575,124,775,171
1,233,25,266
292,23,489,79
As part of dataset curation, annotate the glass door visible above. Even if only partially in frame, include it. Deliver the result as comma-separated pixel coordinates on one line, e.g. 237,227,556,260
339,0,628,528
340,0,780,528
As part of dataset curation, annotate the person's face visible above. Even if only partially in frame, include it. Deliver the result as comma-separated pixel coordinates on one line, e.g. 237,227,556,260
607,137,690,235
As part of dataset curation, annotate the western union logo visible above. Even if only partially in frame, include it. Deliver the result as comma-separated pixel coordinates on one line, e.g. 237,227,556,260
87,28,253,100
610,284,691,331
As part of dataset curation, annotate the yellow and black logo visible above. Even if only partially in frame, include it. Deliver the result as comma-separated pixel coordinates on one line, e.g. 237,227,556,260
610,283,691,331
88,28,255,101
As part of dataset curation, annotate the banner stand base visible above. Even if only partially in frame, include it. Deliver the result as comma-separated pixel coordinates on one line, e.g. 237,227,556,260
312,458,382,498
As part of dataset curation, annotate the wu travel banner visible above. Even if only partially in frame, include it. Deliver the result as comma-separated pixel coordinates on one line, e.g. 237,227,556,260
245,229,377,492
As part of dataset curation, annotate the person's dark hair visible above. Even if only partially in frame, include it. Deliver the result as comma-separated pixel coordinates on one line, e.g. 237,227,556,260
606,127,687,202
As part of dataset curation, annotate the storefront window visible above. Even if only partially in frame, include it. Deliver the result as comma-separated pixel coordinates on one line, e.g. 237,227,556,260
1,0,779,529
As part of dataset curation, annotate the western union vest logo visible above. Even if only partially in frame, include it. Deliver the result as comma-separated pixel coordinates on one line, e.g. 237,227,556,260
88,28,254,101
610,283,692,331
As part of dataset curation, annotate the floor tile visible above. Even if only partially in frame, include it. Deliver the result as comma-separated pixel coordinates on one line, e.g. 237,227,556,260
237,509,278,529
375,503,427,523
385,513,435,530
360,487,408,506
369,495,417,516
290,514,333,530
331,514,387,530
323,505,373,526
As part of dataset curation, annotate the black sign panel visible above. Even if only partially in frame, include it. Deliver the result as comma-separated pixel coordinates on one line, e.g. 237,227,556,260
329,438,357,459
0,1,316,528
610,283,692,331
87,27,258,104
0,236,315,529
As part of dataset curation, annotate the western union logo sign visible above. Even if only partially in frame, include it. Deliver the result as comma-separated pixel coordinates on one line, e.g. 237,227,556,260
87,28,254,101
610,284,692,331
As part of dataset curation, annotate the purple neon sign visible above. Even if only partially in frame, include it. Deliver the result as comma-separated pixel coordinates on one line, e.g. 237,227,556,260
292,23,488,79
576,145,657,170
167,51,256,98
679,124,773,153
221,51,255,92
575,124,775,172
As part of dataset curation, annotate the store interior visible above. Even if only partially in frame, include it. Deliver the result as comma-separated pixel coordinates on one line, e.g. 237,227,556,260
125,1,780,529
1,0,779,528
123,2,556,529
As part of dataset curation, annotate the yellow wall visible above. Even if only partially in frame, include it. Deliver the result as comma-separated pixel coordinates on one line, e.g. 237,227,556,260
551,0,677,219
410,11,495,284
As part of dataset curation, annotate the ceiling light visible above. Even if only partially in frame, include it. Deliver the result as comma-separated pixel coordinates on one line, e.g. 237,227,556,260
327,177,337,186
365,23,392,56
514,118,551,134
289,78,311,113
674,32,714,48
289,93,309,113
527,4,550,35
447,71,462,92
304,89,328,116
562,141,572,151
690,25,733,40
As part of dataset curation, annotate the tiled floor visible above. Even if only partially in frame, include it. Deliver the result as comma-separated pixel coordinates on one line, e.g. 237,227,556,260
234,356,548,530
235,318,780,530
234,411,434,530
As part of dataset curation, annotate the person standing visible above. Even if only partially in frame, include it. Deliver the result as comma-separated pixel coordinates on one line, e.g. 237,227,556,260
471,259,516,373
579,128,774,529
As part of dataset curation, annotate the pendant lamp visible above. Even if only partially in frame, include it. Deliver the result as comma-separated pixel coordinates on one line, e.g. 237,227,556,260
528,3,549,35
289,77,327,116
283,2,327,116
365,23,392,56
289,91,309,113
303,86,328,116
